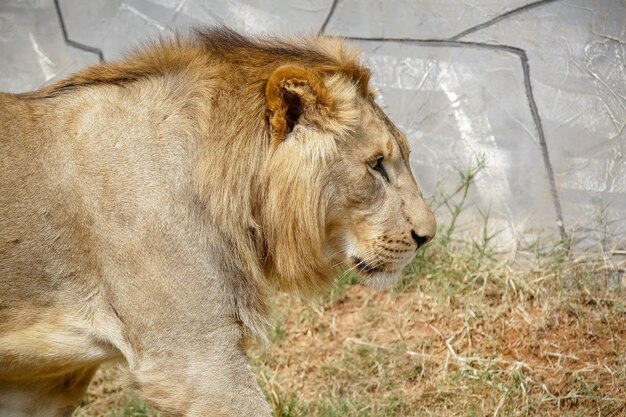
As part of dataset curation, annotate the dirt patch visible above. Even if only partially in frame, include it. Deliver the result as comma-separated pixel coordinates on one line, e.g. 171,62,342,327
252,282,626,416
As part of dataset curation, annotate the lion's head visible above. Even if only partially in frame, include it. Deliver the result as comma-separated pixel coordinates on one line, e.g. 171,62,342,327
327,99,437,290
259,40,436,292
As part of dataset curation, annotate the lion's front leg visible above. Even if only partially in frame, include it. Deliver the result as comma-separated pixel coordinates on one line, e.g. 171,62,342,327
96,217,273,416
127,324,271,417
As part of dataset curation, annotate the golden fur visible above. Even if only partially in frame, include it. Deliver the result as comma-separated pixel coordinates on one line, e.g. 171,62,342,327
0,28,436,416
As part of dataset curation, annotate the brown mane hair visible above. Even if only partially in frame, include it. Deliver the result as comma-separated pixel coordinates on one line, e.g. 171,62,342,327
25,27,370,99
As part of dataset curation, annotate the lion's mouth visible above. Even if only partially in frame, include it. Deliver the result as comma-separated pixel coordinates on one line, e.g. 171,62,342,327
352,256,384,274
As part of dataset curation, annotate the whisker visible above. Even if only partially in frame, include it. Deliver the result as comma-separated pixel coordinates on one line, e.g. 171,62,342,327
332,250,381,285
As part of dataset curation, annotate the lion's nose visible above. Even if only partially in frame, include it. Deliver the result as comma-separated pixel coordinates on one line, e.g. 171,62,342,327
411,230,433,249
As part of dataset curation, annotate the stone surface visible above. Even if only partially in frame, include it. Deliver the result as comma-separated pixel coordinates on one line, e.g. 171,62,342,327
0,0,624,250
463,0,626,250
58,0,334,60
324,0,538,39
0,0,98,93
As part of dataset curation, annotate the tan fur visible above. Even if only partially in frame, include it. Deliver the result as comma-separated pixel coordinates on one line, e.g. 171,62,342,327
0,28,436,416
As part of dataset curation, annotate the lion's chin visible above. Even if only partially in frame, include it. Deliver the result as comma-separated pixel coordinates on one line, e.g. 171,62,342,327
361,271,403,290
348,256,404,290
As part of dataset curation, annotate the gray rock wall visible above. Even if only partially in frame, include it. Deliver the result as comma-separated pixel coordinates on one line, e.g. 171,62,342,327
1,0,624,253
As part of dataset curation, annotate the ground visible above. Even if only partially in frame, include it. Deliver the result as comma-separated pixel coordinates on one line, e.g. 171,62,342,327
73,233,626,417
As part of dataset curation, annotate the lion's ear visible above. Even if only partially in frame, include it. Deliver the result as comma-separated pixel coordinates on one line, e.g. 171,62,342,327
265,65,331,142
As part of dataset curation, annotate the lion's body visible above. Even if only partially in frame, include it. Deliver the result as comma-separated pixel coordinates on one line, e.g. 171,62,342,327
0,29,435,416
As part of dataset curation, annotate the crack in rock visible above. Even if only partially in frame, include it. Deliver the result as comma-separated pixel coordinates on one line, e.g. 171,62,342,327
54,0,104,62
319,0,340,35
449,0,562,41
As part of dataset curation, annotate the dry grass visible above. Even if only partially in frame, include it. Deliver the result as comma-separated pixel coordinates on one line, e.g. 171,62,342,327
251,236,626,417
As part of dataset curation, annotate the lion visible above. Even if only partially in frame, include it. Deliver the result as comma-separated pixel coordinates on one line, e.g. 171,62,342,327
0,28,436,416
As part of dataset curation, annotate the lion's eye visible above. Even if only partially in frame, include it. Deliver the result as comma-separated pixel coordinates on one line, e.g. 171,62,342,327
367,156,389,182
